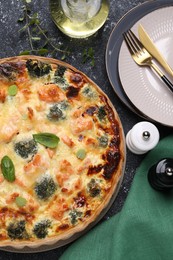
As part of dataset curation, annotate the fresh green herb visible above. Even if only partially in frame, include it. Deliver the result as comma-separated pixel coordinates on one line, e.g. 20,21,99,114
8,85,18,96
18,1,96,64
1,156,15,182
15,197,27,207
18,0,69,58
82,47,95,66
37,48,49,55
18,17,25,22
76,149,86,160
19,50,31,55
33,133,60,148
31,36,41,41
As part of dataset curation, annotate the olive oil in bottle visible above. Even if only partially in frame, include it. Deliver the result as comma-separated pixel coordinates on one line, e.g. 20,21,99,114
49,0,109,38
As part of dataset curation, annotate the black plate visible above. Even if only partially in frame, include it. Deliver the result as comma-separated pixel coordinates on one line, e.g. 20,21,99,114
105,0,173,115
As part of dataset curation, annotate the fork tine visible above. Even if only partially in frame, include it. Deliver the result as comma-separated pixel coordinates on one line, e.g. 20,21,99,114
123,29,145,58
123,32,136,56
128,29,144,52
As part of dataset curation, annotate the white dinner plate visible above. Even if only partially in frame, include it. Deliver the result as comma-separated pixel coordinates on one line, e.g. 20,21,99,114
118,6,173,127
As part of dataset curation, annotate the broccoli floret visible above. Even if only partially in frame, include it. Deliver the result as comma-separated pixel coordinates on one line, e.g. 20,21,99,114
98,135,108,148
82,86,95,98
69,210,82,225
14,139,38,159
59,100,69,110
97,106,107,121
47,101,69,121
55,65,66,77
53,66,69,90
33,219,51,239
54,75,66,86
87,179,101,197
26,59,51,77
47,104,63,121
34,174,57,200
7,220,29,240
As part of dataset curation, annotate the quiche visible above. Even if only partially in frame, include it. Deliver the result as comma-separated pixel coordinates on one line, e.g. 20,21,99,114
0,56,125,250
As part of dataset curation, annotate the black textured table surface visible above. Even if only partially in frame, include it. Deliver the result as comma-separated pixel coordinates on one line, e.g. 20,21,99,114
0,0,172,259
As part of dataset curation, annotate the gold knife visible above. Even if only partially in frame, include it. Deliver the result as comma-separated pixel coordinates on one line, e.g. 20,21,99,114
138,24,173,78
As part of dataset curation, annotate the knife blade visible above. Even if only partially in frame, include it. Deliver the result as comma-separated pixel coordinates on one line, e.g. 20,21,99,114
138,24,173,78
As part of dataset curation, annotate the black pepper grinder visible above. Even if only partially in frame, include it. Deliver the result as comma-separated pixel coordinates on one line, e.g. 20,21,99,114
148,158,173,191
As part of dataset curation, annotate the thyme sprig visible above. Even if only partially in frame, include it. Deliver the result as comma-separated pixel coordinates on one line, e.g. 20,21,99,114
18,0,95,65
82,47,95,66
18,0,69,58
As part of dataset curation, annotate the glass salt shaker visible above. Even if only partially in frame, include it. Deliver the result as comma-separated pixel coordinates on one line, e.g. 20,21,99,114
49,0,109,38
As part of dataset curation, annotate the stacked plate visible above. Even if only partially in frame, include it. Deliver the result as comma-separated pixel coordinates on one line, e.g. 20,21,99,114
106,0,173,127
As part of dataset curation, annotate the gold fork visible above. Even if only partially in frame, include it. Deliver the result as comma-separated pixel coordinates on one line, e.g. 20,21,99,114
123,29,173,93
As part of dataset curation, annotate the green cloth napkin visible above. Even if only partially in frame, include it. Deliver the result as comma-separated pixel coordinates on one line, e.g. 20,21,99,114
60,135,173,260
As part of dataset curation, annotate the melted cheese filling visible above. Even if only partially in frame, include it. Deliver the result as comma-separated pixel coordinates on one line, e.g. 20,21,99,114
0,62,121,241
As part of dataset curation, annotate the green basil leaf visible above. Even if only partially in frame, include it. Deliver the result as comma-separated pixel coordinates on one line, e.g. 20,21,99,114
1,156,16,182
33,133,60,148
